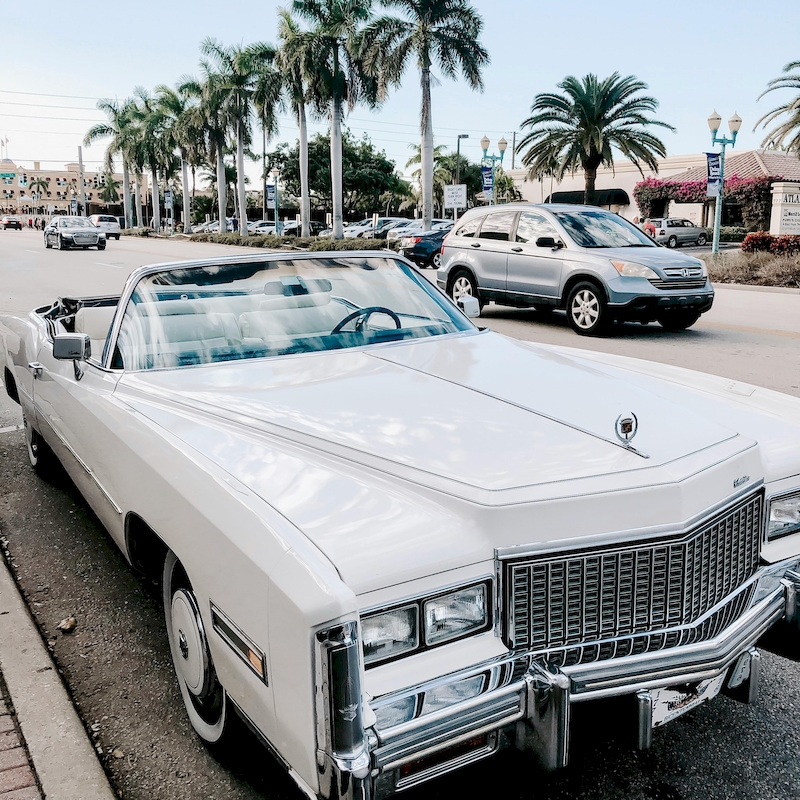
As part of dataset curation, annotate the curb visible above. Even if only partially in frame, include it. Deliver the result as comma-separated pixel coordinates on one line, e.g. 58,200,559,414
712,282,800,296
0,553,116,800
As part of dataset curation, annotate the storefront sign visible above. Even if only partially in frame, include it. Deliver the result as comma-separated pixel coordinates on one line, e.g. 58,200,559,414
769,182,800,235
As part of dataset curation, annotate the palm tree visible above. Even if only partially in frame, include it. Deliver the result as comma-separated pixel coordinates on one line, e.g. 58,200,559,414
29,177,48,211
278,8,313,237
199,39,276,237
361,0,489,231
155,83,200,234
517,73,675,205
405,143,451,215
131,87,168,230
84,98,137,229
756,61,800,154
253,40,284,225
290,0,378,239
99,174,121,204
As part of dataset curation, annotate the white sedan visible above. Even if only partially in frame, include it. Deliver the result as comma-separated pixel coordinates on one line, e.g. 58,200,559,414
2,251,800,799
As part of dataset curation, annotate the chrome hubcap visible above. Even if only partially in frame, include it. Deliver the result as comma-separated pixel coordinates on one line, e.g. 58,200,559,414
571,290,600,329
452,276,472,301
433,253,442,268
171,589,208,697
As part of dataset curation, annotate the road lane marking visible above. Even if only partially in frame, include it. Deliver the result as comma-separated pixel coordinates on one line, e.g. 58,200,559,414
24,250,40,254
0,424,23,435
94,262,124,269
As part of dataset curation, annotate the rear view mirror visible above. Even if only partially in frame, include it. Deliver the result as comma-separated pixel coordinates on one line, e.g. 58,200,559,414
535,237,560,249
53,333,91,380
457,295,481,318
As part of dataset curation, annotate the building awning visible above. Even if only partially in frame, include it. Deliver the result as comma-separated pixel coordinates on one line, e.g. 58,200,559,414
545,189,631,206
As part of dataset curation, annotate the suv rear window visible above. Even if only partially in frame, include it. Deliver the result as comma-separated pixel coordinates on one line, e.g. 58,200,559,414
99,216,117,223
453,217,481,238
478,212,515,242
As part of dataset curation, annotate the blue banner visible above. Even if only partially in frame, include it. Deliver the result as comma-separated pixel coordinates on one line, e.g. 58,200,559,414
481,165,494,202
706,153,721,198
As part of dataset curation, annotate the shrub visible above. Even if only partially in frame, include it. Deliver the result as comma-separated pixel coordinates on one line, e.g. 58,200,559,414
741,232,800,254
702,250,800,288
188,233,400,252
770,234,800,256
706,226,747,243
121,227,151,237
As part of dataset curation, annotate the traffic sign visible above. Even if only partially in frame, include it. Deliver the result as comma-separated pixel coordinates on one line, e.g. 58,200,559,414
444,184,467,210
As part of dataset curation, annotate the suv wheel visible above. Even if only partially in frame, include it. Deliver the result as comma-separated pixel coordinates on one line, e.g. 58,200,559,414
657,310,701,331
667,235,678,248
449,270,482,308
696,233,707,246
566,281,609,336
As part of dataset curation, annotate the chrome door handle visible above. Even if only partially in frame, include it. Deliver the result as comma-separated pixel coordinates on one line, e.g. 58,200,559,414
470,242,481,248
511,247,523,252
28,362,43,379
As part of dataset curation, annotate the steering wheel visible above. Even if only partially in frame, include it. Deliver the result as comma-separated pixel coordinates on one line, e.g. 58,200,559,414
331,306,402,334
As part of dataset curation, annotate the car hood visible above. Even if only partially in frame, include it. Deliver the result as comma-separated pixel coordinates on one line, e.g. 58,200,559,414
118,331,737,496
570,246,704,269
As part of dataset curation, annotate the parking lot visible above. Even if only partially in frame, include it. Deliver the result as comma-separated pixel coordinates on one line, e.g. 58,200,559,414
1,230,800,800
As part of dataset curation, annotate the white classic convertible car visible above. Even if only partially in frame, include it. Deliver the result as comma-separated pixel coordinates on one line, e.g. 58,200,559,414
2,251,800,799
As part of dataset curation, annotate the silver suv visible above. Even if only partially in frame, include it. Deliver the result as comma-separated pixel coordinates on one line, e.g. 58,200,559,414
652,218,708,248
437,204,714,335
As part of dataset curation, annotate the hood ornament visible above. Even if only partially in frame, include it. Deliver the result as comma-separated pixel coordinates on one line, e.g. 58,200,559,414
615,412,639,445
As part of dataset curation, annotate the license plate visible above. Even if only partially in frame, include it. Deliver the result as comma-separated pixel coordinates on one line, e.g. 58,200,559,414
651,672,726,727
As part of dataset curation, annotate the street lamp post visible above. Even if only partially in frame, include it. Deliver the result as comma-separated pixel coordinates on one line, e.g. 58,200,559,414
480,135,508,205
271,167,280,235
707,110,742,254
453,134,469,220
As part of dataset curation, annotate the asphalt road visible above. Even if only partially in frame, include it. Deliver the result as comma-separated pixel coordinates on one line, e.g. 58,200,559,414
1,228,799,800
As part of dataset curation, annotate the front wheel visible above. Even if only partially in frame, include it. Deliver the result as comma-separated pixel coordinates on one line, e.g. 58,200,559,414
97,243,106,250
163,552,229,744
449,270,482,309
44,235,51,249
566,282,609,336
696,233,707,246
56,235,66,250
667,235,678,248
657,310,701,331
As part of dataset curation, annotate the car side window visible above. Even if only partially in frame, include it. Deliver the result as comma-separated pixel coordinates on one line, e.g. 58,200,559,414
478,212,515,242
453,217,481,238
515,212,559,244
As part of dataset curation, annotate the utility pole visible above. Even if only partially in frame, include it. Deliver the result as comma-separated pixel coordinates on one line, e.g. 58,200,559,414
77,146,87,216
511,132,516,170
454,134,468,221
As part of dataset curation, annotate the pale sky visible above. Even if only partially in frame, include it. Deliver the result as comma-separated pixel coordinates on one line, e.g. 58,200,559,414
1,0,797,185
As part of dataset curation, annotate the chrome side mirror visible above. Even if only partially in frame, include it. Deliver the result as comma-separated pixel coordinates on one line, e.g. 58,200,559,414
457,295,481,318
53,333,90,380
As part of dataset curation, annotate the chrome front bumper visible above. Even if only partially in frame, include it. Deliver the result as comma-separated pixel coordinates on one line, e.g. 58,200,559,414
326,560,800,799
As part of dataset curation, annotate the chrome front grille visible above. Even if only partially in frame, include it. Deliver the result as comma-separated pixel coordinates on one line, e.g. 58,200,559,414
663,267,704,279
504,492,763,654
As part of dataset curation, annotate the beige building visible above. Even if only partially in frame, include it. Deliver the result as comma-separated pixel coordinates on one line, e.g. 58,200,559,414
0,157,136,216
509,150,800,225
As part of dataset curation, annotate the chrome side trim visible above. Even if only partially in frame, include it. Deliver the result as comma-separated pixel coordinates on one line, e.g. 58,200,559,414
210,602,267,684
36,413,122,514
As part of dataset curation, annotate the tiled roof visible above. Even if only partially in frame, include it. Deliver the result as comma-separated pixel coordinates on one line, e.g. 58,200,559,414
666,150,800,183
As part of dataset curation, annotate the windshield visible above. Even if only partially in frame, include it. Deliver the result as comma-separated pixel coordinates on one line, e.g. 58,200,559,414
115,255,473,370
60,218,95,229
554,210,656,248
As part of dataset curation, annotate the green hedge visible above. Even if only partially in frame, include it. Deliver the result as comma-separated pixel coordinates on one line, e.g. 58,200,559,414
188,233,400,252
705,226,747,243
121,227,153,237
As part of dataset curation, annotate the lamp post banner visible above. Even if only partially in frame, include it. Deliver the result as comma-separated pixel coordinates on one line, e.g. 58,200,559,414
481,165,494,202
706,153,722,197
266,184,276,210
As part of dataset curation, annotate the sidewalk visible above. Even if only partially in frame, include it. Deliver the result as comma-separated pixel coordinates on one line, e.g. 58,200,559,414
0,550,116,800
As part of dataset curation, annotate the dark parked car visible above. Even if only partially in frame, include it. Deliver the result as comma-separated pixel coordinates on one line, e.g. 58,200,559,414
281,220,328,237
399,227,449,269
1,215,22,230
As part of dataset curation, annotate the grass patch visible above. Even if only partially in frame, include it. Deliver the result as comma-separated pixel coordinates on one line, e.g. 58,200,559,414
702,250,800,288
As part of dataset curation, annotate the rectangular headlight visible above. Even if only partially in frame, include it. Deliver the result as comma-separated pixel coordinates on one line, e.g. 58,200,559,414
423,583,489,646
768,492,800,540
374,695,418,729
421,674,485,716
361,605,419,666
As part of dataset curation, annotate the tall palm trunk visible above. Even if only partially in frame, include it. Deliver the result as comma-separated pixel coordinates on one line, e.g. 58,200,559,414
151,166,160,231
262,127,267,223
298,100,311,238
331,95,344,240
236,121,248,237
216,146,227,233
420,66,434,232
133,174,143,227
180,153,192,234
121,161,132,231
584,166,597,206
